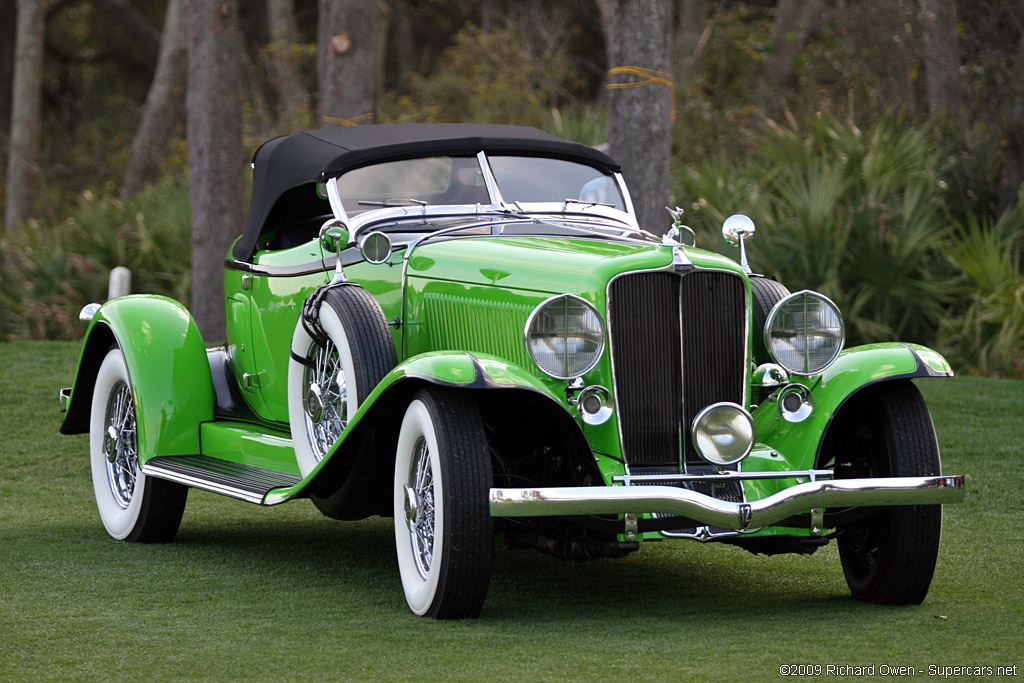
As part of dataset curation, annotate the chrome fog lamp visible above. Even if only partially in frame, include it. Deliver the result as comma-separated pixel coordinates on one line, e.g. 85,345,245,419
691,402,755,466
777,383,813,423
764,290,844,376
575,385,613,425
525,294,605,380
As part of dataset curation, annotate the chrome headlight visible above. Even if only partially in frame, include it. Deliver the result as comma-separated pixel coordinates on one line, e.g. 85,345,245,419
691,402,755,466
525,294,605,380
764,290,844,376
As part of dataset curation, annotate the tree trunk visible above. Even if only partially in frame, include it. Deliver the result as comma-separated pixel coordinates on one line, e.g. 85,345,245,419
266,0,311,127
187,0,245,343
920,0,962,120
387,0,416,90
1000,32,1024,213
240,40,275,137
480,0,496,32
762,0,823,92
0,1,16,183
121,0,188,198
5,0,45,231
675,0,708,81
604,0,674,235
317,0,389,125
92,0,162,65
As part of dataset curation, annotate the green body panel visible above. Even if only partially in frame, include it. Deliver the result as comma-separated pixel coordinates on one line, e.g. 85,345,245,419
63,296,214,464
200,421,298,475
405,236,745,303
226,245,329,423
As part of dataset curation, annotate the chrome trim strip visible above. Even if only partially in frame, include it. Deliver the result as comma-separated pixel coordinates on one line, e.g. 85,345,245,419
141,462,266,505
613,171,640,230
325,177,349,223
476,151,505,206
613,469,834,484
224,258,327,277
489,475,966,530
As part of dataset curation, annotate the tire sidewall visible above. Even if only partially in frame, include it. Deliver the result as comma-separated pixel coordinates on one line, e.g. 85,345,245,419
393,398,445,616
90,349,146,540
288,301,360,477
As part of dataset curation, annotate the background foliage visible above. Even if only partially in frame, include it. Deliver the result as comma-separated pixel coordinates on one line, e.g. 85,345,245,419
1,0,1023,377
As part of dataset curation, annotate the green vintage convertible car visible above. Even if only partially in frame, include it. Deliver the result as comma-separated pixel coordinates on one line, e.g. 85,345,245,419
60,123,965,618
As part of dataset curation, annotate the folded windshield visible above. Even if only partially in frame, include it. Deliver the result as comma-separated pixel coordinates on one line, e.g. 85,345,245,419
336,154,625,216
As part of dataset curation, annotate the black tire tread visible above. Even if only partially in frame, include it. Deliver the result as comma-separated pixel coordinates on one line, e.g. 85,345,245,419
126,477,188,543
749,276,790,364
416,388,493,619
321,285,397,400
837,381,942,605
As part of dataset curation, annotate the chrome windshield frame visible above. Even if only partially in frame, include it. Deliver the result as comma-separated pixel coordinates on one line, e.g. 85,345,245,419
326,151,640,241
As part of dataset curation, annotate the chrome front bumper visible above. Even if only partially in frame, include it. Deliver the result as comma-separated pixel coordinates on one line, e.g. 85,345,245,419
489,475,965,530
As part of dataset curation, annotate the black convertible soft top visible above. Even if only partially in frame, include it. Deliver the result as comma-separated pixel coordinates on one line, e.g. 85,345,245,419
234,123,621,261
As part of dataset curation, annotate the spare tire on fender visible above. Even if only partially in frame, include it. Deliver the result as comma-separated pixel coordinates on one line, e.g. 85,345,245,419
287,283,397,476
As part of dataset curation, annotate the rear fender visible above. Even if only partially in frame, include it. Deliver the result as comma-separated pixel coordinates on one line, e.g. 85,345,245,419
60,296,215,464
752,343,953,470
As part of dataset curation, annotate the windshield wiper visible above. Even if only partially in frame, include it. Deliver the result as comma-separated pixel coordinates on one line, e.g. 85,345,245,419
358,198,428,207
561,198,616,211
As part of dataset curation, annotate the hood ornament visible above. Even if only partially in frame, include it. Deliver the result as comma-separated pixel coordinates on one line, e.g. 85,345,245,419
663,206,695,273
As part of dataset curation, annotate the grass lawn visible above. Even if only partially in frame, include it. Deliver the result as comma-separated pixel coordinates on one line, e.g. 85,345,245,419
1,341,1021,681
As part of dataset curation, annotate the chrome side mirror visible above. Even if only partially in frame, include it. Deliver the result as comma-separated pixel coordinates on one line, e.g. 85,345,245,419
319,219,350,254
360,231,392,264
319,219,350,282
722,214,756,274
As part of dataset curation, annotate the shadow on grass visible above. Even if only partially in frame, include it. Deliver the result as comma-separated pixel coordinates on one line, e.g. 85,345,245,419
12,501,864,625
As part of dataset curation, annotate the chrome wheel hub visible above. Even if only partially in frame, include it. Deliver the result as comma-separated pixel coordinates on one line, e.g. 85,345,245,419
305,383,325,423
302,340,347,461
103,381,138,509
406,436,435,580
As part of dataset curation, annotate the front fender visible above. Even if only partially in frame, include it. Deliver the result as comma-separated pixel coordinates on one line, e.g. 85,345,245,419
60,296,214,464
265,351,580,506
753,343,953,470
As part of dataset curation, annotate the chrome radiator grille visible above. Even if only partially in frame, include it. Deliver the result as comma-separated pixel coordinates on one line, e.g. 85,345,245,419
609,270,748,467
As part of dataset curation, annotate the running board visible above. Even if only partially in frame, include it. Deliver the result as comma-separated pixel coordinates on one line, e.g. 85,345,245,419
143,455,302,504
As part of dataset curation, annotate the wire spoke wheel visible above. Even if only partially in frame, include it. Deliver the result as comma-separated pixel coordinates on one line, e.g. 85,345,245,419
102,381,139,509
302,339,347,460
407,436,436,579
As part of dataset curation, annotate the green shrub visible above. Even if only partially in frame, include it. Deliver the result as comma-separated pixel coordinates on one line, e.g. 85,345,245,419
938,194,1024,377
678,111,959,347
0,176,191,341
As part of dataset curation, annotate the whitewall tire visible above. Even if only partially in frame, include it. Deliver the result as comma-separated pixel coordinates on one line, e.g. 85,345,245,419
90,348,186,542
394,388,493,619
